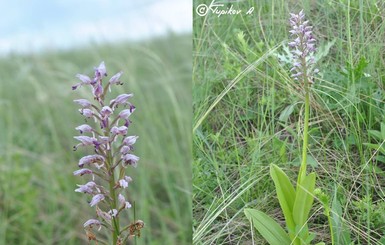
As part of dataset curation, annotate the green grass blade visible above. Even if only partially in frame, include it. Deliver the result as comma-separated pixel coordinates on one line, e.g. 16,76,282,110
381,123,385,140
193,43,282,133
244,209,291,245
368,130,382,140
364,143,385,155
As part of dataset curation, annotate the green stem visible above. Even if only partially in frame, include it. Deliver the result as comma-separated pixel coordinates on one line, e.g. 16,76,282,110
109,170,120,244
104,117,120,245
326,208,334,245
105,126,120,244
109,162,120,245
298,79,310,186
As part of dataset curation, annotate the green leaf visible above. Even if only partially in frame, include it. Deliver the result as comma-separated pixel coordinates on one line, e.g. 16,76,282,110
244,209,291,245
279,140,288,164
331,187,352,245
307,154,318,167
364,143,385,155
352,56,369,80
289,157,301,166
304,232,316,244
272,137,288,164
289,154,317,167
270,164,296,230
368,130,382,140
279,104,295,123
315,39,336,62
380,236,385,244
293,173,316,227
375,155,385,164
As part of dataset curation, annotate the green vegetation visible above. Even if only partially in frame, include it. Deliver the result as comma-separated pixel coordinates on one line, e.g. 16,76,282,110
0,34,191,245
193,0,385,244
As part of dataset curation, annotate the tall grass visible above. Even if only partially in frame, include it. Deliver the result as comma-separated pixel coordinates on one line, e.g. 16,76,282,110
193,0,385,244
0,34,191,245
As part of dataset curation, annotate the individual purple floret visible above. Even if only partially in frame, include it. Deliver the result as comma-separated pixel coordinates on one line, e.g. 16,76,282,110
75,124,93,134
123,135,139,146
75,181,97,194
78,154,105,168
118,176,133,188
90,194,105,207
110,93,133,109
84,219,102,230
73,168,93,176
118,194,132,209
109,71,124,87
288,10,318,84
72,61,142,242
111,126,128,136
122,153,140,168
73,99,92,108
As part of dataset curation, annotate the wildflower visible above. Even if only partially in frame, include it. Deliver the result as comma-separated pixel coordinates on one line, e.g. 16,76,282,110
90,194,105,207
72,62,142,240
288,10,318,84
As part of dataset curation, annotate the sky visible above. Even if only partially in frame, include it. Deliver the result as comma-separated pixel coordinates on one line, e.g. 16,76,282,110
0,0,191,55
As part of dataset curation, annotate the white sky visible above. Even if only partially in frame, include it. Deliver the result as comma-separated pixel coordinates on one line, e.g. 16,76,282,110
0,0,191,55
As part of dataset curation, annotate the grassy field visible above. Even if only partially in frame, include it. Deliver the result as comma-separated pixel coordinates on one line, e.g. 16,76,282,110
193,0,385,244
0,34,191,245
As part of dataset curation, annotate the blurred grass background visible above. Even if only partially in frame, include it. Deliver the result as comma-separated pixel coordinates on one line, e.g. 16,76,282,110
0,33,191,244
193,0,385,244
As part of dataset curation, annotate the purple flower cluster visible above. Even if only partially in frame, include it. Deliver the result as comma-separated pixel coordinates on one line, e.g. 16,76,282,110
288,10,318,84
72,62,141,241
